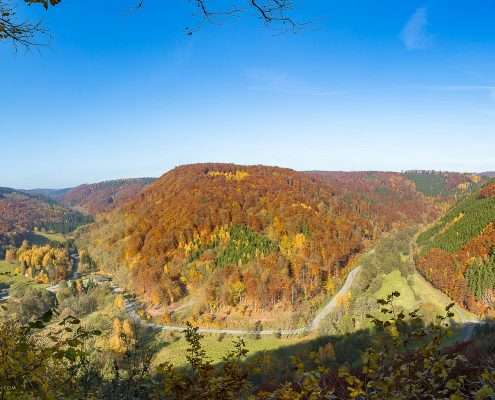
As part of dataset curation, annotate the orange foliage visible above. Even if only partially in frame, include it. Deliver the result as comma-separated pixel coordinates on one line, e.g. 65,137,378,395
0,188,81,235
83,164,438,313
418,224,495,314
60,178,154,215
309,171,441,231
480,183,495,199
459,223,495,264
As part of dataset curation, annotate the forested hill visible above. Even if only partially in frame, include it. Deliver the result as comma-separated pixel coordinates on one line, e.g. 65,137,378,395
79,163,439,319
0,187,90,234
306,171,440,231
308,170,485,205
416,180,495,316
54,178,155,215
0,187,90,255
26,187,72,199
402,170,486,197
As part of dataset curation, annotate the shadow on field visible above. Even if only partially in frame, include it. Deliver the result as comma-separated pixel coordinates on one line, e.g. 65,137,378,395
221,319,483,390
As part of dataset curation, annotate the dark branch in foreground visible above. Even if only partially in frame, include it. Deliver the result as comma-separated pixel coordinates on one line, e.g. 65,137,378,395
249,0,297,27
191,0,298,28
184,0,300,35
0,0,301,49
0,1,46,47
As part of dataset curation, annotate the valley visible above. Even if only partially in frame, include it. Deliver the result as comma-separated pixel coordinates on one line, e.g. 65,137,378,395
5,2,495,396
1,165,494,399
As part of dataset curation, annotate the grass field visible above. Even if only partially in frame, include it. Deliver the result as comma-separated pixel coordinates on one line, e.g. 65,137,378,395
0,260,48,289
0,260,24,286
0,231,67,288
152,331,306,367
374,269,475,324
151,226,477,369
31,231,67,244
373,270,417,308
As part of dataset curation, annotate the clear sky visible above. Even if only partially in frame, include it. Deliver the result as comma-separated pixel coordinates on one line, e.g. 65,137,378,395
1,0,495,188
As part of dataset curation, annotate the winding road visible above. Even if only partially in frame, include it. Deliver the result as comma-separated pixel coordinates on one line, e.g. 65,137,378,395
1,237,484,340
120,266,362,336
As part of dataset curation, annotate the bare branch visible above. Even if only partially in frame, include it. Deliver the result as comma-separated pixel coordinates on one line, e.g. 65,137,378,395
191,0,300,32
0,1,46,48
250,0,297,29
0,0,302,50
192,0,243,19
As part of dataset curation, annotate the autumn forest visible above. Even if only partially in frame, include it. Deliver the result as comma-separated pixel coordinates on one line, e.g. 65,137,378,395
4,1,495,397
2,164,495,399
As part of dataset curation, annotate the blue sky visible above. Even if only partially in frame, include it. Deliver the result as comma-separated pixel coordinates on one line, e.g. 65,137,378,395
1,0,495,188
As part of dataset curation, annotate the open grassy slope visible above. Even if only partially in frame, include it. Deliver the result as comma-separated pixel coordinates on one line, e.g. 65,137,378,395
374,270,475,323
320,227,476,339
0,260,48,289
0,260,23,286
152,332,305,367
32,231,67,244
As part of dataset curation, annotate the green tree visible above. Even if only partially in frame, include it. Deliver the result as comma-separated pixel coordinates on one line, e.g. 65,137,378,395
466,256,495,301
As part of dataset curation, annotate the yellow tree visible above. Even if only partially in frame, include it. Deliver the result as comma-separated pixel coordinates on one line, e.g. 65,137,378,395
109,319,125,353
114,295,126,311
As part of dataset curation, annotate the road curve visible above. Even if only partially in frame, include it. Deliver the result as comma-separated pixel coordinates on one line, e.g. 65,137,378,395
309,266,361,332
123,265,362,336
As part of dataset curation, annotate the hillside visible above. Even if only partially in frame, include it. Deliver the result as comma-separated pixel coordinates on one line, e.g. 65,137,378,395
79,164,439,327
416,180,495,315
3,170,494,400
306,171,440,231
26,187,72,199
327,227,476,337
56,178,155,215
0,187,90,256
402,170,485,197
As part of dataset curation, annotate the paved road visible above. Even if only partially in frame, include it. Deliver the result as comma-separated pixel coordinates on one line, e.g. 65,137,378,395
120,265,362,336
460,319,484,342
0,288,10,303
3,243,482,340
111,235,483,340
309,266,361,332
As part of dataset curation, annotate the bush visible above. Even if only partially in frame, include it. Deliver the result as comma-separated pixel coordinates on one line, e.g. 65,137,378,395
5,284,56,323
57,284,112,318
2,293,495,399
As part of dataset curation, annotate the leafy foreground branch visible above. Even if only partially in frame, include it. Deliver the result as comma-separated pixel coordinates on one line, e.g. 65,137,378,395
1,292,494,399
